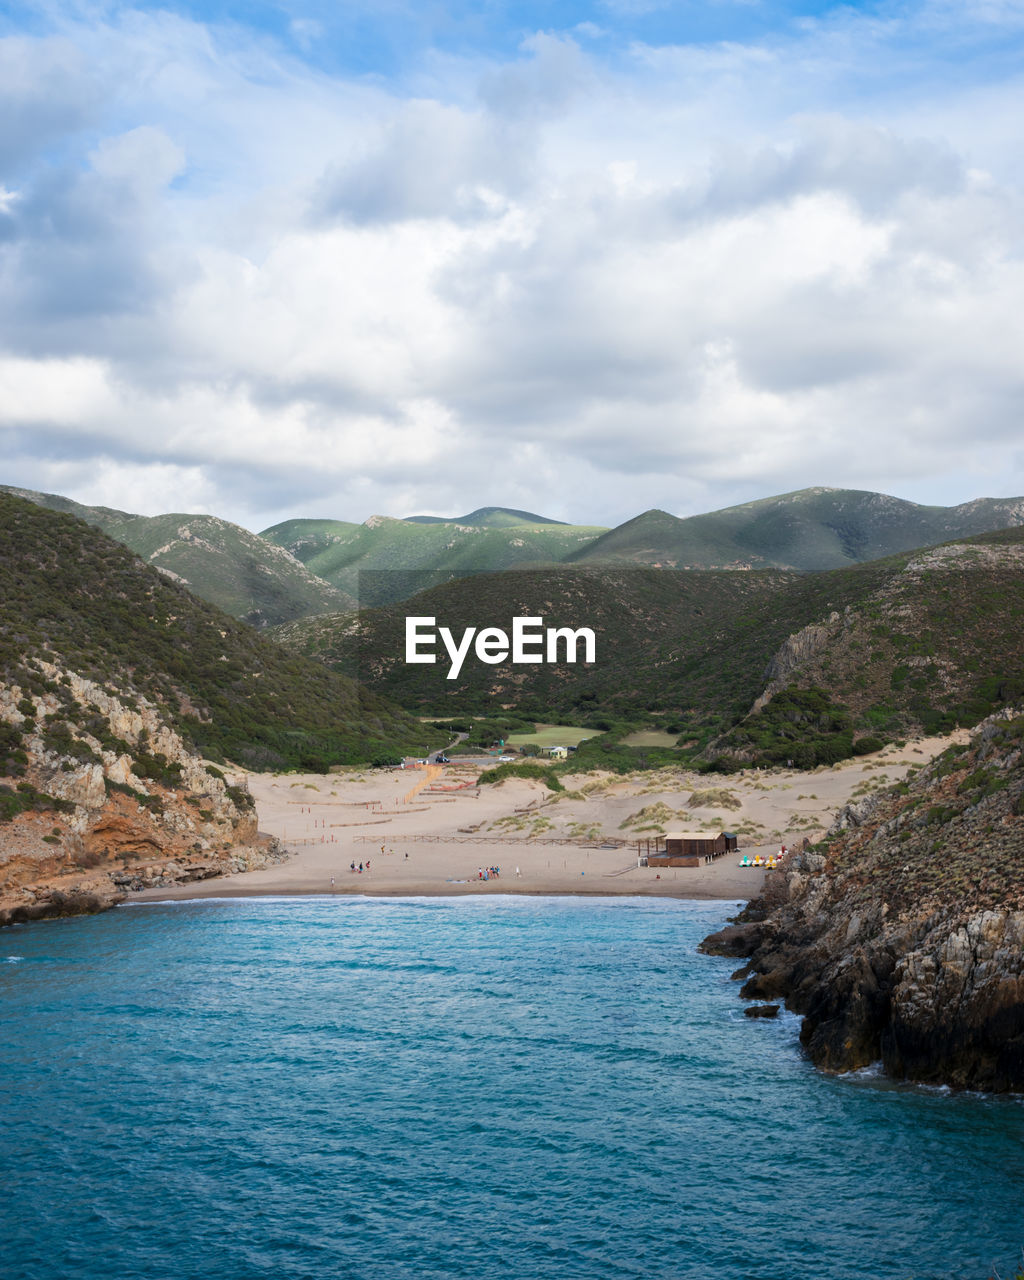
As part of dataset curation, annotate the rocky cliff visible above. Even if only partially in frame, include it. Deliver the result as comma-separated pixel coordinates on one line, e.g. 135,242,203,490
702,711,1024,1091
0,654,287,926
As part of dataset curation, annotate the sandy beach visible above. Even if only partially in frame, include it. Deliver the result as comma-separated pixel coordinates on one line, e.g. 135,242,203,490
135,733,964,904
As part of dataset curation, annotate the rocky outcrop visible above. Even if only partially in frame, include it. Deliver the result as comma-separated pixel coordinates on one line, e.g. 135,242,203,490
740,538,1024,737
744,1004,780,1019
1,659,288,926
702,710,1024,1092
749,613,844,714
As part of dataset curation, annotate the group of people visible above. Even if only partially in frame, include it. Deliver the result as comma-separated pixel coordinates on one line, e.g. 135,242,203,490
349,860,370,874
477,866,501,880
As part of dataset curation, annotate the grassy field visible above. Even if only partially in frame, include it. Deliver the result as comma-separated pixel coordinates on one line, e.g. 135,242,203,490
507,724,597,748
620,729,680,747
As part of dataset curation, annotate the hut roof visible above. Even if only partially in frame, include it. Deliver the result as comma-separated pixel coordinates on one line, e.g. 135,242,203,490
664,831,724,841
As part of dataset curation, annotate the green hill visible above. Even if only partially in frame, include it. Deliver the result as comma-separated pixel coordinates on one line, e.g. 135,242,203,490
1,487,352,627
569,488,1024,570
272,528,1024,769
0,486,131,532
708,527,1024,766
259,515,609,605
0,493,440,771
259,486,1024,618
402,507,568,527
270,564,834,727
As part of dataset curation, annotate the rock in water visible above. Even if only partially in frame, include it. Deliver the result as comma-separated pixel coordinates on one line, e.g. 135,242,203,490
744,1004,780,1019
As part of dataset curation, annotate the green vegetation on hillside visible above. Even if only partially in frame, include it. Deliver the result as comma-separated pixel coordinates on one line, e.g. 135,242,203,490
0,494,441,771
713,687,855,770
568,487,1024,571
477,762,565,791
273,529,1024,772
260,516,610,605
2,487,353,627
271,564,870,730
10,484,1024,778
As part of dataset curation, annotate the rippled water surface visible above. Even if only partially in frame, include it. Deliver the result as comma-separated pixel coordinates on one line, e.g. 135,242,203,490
1,896,1022,1280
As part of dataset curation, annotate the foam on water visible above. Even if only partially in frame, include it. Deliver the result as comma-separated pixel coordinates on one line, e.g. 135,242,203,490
1,896,1022,1280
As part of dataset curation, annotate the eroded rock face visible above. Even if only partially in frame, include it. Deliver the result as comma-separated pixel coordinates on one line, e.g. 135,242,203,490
707,712,1024,1092
750,615,843,714
1,661,278,926
882,912,1024,1089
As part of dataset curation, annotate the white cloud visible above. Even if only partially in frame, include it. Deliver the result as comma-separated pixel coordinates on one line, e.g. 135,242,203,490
0,34,103,178
40,458,222,517
3,3,1024,530
89,125,185,190
313,98,532,224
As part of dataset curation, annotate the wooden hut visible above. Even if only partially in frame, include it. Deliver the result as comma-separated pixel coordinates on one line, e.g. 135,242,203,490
648,831,728,868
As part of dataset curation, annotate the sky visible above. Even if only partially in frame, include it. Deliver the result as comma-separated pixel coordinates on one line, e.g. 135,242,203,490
2,0,1024,532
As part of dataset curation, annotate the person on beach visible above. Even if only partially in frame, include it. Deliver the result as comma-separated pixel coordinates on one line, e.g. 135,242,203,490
350,861,355,872
358,862,363,873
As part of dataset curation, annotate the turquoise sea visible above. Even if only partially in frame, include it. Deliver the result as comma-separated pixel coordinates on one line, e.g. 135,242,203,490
1,895,1022,1280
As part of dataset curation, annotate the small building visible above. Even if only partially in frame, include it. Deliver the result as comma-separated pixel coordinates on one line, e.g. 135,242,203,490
547,745,568,760
647,830,730,868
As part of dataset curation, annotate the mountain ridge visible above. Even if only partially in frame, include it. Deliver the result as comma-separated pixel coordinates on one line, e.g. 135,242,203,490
402,506,568,527
567,488,1024,571
0,486,354,627
8,482,1024,616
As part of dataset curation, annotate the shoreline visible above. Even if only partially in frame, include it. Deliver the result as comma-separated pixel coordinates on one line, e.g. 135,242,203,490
132,878,753,903
125,887,747,904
